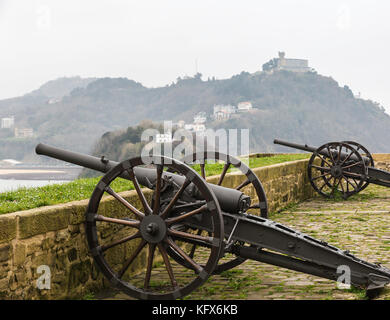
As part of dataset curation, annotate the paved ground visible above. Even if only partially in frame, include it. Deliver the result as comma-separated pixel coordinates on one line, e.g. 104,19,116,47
95,184,390,300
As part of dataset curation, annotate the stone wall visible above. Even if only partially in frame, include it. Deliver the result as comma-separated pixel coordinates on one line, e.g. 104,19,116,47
0,158,315,299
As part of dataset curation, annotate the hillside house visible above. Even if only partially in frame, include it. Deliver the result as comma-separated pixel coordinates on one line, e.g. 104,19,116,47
213,104,236,120
237,101,253,112
1,116,14,129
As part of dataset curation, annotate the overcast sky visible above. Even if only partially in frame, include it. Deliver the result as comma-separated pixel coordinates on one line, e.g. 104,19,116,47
1,0,389,112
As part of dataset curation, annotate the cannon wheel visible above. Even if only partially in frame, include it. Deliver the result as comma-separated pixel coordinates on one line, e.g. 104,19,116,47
85,155,224,300
341,141,374,193
308,142,366,199
166,151,268,274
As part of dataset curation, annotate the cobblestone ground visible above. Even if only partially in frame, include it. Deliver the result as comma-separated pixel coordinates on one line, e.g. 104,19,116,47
95,184,390,300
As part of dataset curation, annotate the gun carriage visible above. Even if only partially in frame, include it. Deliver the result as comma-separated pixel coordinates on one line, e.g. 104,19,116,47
274,139,390,199
35,143,390,300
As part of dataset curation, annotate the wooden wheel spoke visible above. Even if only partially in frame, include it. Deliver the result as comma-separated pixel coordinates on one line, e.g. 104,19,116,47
200,163,206,179
311,165,331,172
168,228,214,244
189,244,197,259
337,145,342,162
144,244,156,289
344,176,357,191
318,174,333,191
340,150,354,167
330,176,338,194
165,237,203,274
326,146,336,164
317,154,333,167
101,232,141,252
95,215,140,228
153,165,163,215
236,178,250,190
339,177,346,194
217,163,231,186
172,201,206,210
160,179,191,219
344,171,364,178
127,169,152,215
351,178,359,187
118,240,147,278
342,161,363,170
334,177,342,189
166,205,207,225
158,244,178,289
312,172,331,180
189,230,202,259
105,186,144,220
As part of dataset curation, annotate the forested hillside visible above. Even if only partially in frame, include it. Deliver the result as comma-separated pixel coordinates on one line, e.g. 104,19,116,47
1,70,389,162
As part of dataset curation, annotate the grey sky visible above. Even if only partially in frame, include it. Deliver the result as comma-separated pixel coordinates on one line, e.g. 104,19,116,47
1,0,389,113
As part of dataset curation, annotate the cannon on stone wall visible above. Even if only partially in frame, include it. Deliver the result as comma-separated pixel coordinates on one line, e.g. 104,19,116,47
274,139,390,199
35,143,390,299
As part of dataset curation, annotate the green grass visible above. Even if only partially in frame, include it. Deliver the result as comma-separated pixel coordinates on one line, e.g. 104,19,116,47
0,177,134,215
192,153,310,177
82,292,95,300
0,153,309,215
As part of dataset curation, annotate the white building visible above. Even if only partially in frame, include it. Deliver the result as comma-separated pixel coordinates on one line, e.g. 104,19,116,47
237,101,253,111
193,124,206,132
177,120,186,128
194,112,207,124
184,124,194,131
1,116,14,129
14,127,34,138
213,104,236,120
0,159,22,166
156,133,172,143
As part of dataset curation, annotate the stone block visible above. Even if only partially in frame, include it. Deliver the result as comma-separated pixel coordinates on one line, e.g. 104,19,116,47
0,215,17,244
0,244,11,263
18,206,71,239
68,260,91,291
13,243,26,266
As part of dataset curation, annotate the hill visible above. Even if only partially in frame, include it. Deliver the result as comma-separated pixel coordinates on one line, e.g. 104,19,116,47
0,70,389,163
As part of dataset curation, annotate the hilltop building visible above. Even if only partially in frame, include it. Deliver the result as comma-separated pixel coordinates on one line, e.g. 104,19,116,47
275,52,310,73
1,116,15,129
263,52,311,73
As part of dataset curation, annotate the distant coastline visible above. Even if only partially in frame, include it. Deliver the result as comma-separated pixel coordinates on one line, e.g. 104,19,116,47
0,166,81,180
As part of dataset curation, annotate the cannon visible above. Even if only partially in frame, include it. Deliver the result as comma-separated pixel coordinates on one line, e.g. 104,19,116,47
36,143,390,299
274,139,390,199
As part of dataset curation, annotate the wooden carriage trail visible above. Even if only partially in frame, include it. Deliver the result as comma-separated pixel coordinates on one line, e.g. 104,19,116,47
96,184,390,300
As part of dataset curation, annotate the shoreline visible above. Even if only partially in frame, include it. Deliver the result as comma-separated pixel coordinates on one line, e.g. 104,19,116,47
0,167,82,180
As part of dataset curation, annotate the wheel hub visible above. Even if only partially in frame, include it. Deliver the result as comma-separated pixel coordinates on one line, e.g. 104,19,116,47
140,215,167,243
331,165,343,178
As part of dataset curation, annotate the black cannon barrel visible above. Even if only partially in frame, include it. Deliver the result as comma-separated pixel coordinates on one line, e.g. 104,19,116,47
35,143,249,214
273,139,371,165
273,139,318,153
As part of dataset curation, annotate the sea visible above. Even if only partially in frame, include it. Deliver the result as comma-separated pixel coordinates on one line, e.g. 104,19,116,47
0,166,81,193
0,179,69,193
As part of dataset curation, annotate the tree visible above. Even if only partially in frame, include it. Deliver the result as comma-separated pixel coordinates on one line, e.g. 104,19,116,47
262,58,278,72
